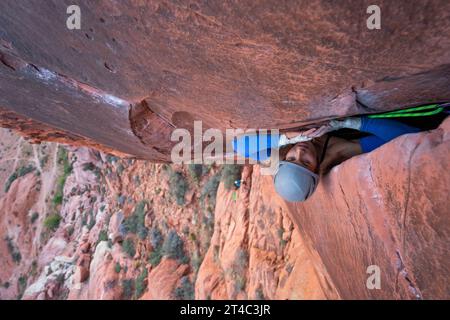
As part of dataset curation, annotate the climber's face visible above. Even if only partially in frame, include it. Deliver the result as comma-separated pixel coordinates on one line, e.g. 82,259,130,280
285,141,318,172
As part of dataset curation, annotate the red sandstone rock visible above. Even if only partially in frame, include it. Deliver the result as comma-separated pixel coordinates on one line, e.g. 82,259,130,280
70,242,121,300
0,172,39,298
1,115,448,301
79,243,90,255
0,2,449,160
196,165,338,300
141,258,190,300
108,212,124,244
74,253,91,283
285,117,450,299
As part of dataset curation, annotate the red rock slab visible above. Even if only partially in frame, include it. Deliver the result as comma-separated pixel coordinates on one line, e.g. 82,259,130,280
287,117,450,299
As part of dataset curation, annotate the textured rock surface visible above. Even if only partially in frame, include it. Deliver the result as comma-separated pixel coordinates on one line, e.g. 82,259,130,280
0,127,329,300
0,118,449,299
0,1,449,300
287,117,450,299
141,258,190,300
1,1,450,160
196,166,339,300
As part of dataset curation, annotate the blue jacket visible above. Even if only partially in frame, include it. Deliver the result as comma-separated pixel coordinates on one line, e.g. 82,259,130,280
233,117,421,160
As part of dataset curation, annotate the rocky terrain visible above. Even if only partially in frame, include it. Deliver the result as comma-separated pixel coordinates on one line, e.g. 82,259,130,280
1,116,448,300
1,1,449,160
0,1,449,300
0,128,333,300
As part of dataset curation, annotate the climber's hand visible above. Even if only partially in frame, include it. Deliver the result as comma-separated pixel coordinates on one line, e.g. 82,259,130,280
278,128,317,147
304,117,363,138
302,124,334,138
284,128,317,139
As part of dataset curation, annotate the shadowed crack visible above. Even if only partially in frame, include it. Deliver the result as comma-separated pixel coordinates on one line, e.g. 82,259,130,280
395,250,422,299
401,142,421,254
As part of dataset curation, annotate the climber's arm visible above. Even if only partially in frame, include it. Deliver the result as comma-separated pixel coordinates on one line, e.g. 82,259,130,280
358,117,421,152
359,117,421,142
303,116,421,153
358,135,385,153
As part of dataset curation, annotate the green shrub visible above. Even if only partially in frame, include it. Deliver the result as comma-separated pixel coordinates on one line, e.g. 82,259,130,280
236,248,249,268
87,210,96,231
174,276,194,300
191,249,201,274
149,227,163,249
122,201,148,240
17,275,28,299
134,268,148,298
168,170,189,206
200,172,222,208
82,162,96,171
115,194,123,206
17,165,35,177
234,275,246,292
106,155,118,163
53,147,73,205
31,260,38,276
114,262,121,273
97,230,108,245
221,165,242,190
5,236,21,264
148,249,162,267
12,251,22,264
202,165,212,175
52,193,63,206
148,226,164,267
137,226,148,241
117,163,125,175
121,279,134,300
162,229,187,262
233,248,249,293
255,287,265,300
43,214,61,231
188,164,203,183
4,165,35,192
40,154,49,168
30,212,39,224
122,238,136,257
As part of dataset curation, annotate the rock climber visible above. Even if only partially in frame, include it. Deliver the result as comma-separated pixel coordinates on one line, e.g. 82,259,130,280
232,116,424,202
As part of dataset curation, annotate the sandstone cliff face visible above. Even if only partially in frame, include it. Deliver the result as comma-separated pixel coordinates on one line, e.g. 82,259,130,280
0,128,323,300
195,117,450,300
0,118,449,299
195,165,339,300
1,1,450,159
287,117,450,299
0,1,449,300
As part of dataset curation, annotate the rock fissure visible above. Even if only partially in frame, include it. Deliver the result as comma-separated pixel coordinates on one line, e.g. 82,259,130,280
395,250,422,300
